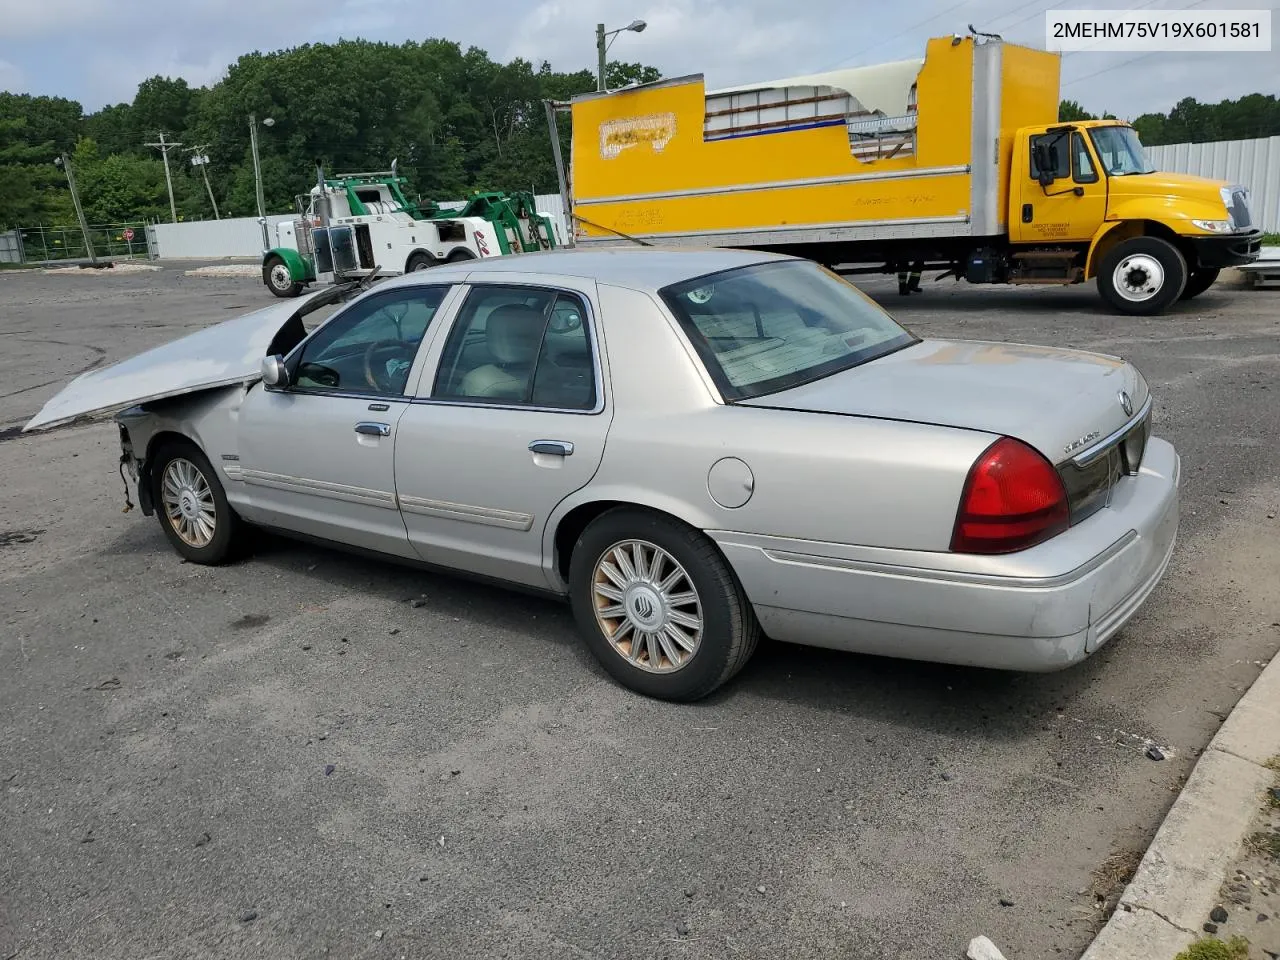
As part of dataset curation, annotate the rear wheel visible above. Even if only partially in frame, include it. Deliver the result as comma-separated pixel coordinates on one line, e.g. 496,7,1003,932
446,248,477,263
1179,267,1220,300
151,440,246,565
264,255,302,298
568,508,760,701
405,251,434,272
1096,236,1187,316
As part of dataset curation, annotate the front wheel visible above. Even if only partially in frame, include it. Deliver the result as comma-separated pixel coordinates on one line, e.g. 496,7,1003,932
264,255,303,298
151,440,247,565
568,508,760,701
1096,236,1187,316
1179,267,1220,300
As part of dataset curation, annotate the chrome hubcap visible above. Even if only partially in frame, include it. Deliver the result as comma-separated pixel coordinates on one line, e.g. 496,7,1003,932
269,263,292,289
1114,254,1165,302
161,458,216,548
592,539,703,673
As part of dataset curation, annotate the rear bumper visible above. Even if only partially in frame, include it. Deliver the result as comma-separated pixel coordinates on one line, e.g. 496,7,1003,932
711,436,1181,672
1183,229,1263,268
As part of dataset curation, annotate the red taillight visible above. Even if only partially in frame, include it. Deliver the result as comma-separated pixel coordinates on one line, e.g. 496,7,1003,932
950,437,1070,554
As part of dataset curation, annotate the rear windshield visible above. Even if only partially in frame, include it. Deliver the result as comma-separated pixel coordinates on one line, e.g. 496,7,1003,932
659,260,918,401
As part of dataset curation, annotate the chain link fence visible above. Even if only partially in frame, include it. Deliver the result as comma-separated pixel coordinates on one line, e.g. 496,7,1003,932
9,223,152,264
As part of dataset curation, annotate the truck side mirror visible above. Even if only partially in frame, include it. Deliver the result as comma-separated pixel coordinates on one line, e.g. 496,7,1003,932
1032,143,1056,186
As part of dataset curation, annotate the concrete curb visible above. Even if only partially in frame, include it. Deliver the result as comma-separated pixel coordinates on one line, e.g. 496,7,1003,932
1080,652,1280,959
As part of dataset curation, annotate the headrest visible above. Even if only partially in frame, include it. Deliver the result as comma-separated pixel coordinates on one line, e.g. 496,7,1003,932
486,304,544,365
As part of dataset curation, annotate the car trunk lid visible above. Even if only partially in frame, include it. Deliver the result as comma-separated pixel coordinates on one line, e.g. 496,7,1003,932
738,338,1148,464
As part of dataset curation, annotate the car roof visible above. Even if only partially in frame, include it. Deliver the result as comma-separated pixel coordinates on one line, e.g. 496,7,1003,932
377,246,796,294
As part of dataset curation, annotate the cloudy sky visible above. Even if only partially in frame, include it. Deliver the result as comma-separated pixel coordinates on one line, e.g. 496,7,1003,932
0,0,1276,119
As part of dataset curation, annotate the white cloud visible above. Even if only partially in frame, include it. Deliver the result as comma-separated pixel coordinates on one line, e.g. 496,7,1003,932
1,0,1276,118
0,58,25,93
0,0,109,38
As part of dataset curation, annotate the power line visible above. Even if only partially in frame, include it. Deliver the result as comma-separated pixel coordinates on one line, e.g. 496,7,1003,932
817,0,979,71
1061,0,1218,88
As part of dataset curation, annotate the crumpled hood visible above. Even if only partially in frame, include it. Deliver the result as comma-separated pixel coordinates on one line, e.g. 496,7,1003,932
23,288,335,433
740,339,1148,464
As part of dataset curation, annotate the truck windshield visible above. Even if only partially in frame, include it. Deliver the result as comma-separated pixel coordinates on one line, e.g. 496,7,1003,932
659,260,918,401
1089,126,1155,176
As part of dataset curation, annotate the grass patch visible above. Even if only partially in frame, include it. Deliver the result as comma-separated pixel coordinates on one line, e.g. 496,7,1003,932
0,261,40,271
1261,233,1279,246
1245,829,1280,861
1173,935,1251,960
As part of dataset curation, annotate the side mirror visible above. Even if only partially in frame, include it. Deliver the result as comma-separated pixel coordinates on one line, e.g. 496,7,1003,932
261,354,288,387
1032,143,1056,186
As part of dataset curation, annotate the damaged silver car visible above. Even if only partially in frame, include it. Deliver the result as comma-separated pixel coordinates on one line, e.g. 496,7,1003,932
25,248,1181,701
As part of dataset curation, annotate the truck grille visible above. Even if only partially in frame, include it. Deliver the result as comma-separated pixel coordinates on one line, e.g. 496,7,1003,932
1228,188,1253,230
1057,407,1151,524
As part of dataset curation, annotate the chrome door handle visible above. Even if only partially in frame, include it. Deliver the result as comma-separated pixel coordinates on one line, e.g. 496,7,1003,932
355,422,391,437
529,440,574,456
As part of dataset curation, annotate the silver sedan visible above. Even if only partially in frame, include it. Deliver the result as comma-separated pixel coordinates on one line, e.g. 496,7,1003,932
26,248,1180,701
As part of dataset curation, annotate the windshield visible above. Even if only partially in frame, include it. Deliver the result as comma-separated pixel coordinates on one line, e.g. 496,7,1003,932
659,260,918,401
1088,126,1155,176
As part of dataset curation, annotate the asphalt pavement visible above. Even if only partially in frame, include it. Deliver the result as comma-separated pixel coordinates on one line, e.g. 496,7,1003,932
1,260,1278,960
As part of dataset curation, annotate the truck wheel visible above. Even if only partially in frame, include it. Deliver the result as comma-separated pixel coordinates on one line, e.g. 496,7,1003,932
264,255,303,298
1097,237,1187,315
1179,268,1220,300
446,249,477,263
405,251,434,272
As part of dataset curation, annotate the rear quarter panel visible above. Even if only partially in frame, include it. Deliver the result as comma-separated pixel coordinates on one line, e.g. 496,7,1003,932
545,283,998,570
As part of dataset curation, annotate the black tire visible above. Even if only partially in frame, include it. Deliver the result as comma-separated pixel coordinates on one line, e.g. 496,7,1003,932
567,507,760,702
1179,267,1220,300
1096,236,1187,316
405,251,434,272
264,255,303,298
446,248,477,263
150,440,246,565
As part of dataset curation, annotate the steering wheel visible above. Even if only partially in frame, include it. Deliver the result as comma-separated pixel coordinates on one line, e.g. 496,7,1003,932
547,309,583,334
363,339,417,392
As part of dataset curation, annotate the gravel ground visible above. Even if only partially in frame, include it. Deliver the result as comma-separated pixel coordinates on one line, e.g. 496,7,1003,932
1,262,1279,960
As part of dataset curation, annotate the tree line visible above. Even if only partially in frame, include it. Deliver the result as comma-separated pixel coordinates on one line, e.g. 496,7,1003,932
1,34,1276,229
1059,93,1280,144
0,38,658,228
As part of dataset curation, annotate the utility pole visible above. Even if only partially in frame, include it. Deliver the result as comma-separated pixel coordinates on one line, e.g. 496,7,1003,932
145,131,182,223
596,23,607,92
186,146,220,219
55,153,96,264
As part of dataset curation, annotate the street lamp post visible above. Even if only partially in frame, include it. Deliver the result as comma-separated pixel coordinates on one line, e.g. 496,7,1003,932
248,113,276,250
596,19,647,92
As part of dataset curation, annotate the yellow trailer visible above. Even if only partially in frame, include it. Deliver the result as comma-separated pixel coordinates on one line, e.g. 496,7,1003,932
551,33,1263,315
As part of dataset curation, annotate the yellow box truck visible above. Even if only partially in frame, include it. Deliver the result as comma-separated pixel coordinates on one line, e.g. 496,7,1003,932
553,34,1263,315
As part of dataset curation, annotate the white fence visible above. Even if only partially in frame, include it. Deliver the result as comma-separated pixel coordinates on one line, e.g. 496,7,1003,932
1145,135,1280,233
149,215,295,260
148,194,571,261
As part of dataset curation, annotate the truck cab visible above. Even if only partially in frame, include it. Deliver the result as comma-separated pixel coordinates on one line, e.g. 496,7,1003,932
1008,119,1262,312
